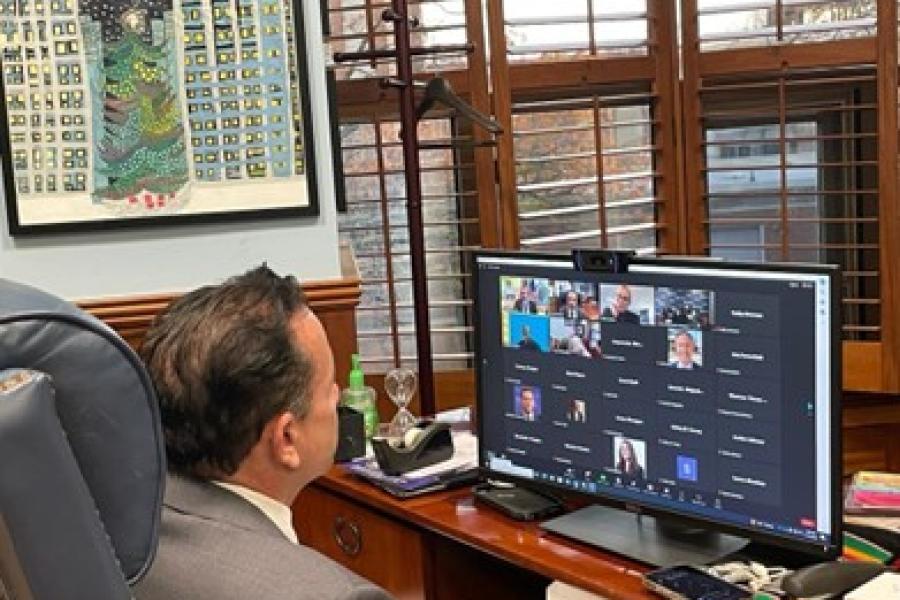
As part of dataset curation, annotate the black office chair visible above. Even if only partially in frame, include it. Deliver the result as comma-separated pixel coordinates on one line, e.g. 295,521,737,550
0,279,165,599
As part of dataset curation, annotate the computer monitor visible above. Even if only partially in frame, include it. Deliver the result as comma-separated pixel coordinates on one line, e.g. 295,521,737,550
473,250,841,565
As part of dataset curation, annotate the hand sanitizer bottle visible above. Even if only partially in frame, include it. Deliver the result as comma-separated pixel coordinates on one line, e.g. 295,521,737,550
340,354,378,440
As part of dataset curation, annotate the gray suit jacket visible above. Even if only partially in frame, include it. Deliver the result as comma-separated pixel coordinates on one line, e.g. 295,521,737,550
134,474,393,600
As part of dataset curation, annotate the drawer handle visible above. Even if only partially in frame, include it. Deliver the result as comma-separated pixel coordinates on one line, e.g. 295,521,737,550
333,516,362,557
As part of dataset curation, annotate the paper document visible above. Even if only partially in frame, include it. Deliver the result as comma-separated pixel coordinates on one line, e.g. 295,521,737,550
846,572,900,599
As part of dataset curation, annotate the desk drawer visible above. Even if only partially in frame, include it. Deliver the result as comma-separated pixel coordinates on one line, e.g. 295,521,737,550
293,485,425,600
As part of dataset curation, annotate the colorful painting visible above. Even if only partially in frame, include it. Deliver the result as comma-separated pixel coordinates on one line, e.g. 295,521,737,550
0,0,318,233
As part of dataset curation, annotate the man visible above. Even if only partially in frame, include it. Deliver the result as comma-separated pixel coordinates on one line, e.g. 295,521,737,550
567,400,586,423
518,387,538,421
670,330,700,370
561,290,585,321
135,267,391,600
566,323,591,358
513,285,538,314
517,324,541,351
582,296,600,320
602,284,640,324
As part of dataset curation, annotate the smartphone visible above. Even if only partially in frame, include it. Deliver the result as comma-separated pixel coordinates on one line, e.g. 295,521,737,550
643,565,751,600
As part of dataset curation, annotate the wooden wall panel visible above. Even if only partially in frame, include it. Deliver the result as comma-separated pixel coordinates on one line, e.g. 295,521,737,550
843,341,884,393
77,276,361,384
697,38,877,78
876,0,900,392
843,394,900,474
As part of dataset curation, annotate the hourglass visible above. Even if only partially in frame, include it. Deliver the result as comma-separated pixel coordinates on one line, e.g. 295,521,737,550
385,367,418,437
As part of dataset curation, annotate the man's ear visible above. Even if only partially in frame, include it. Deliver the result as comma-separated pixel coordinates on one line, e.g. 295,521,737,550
269,411,302,470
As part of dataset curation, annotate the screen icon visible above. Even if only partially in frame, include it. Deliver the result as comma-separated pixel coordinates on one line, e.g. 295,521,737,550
676,455,698,482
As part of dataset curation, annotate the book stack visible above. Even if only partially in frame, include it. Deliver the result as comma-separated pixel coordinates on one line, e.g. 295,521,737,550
843,471,900,565
846,471,900,515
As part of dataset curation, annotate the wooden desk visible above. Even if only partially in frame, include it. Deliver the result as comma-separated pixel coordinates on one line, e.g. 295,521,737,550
292,468,657,600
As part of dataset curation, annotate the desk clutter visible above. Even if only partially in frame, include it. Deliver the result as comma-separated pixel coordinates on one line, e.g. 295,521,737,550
639,559,893,599
341,427,478,498
845,471,900,516
634,511,900,600
371,421,453,476
332,338,898,599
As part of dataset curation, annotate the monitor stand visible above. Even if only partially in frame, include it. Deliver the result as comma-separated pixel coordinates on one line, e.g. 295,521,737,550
541,505,748,567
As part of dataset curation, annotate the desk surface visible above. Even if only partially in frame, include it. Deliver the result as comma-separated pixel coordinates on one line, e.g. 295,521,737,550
316,467,657,600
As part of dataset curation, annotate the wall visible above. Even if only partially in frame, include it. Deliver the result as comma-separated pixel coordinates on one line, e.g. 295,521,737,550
0,0,340,300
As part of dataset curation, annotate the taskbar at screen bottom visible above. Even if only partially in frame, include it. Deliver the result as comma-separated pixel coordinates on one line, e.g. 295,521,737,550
486,454,833,552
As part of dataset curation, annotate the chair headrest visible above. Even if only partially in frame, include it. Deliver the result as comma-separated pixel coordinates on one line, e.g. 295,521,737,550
0,279,165,584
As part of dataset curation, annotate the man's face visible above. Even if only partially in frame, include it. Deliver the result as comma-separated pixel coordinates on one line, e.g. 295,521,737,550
566,291,578,307
291,310,339,484
614,285,631,312
520,390,534,414
675,334,695,364
519,287,529,300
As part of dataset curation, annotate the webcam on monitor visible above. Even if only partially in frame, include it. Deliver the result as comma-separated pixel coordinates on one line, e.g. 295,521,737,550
572,249,634,274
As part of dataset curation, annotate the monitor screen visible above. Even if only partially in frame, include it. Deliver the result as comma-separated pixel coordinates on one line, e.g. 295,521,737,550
474,251,841,557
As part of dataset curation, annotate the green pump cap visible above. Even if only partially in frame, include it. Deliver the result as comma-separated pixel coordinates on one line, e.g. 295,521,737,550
348,354,364,389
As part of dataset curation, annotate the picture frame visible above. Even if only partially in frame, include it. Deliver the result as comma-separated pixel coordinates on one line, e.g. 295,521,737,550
0,0,319,234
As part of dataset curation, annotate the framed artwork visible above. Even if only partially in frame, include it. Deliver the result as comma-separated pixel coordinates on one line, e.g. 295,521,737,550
0,0,319,234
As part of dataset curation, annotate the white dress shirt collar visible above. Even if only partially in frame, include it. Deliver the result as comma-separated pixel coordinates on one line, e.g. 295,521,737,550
213,480,298,544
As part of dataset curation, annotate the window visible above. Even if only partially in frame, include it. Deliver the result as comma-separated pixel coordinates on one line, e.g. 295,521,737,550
327,0,898,392
699,69,880,339
513,93,659,253
337,117,476,372
697,0,876,51
326,0,469,80
503,1,649,62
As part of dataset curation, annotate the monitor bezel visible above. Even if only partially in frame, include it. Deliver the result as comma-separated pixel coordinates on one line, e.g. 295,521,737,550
472,249,842,560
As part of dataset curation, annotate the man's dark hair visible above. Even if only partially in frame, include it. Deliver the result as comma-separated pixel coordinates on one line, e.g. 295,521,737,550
141,266,313,478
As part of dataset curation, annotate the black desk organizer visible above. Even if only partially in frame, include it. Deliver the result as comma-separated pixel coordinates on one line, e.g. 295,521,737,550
371,421,453,476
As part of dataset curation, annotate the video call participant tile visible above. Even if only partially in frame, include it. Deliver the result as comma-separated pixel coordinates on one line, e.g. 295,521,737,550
656,370,716,413
551,281,599,322
656,404,717,454
655,446,716,493
508,384,542,421
505,313,551,352
714,292,780,338
543,355,607,397
714,334,782,381
716,377,781,423
598,396,655,440
655,287,715,329
602,323,663,364
564,398,588,424
545,395,589,429
550,436,597,471
717,417,781,465
664,328,704,370
599,283,655,326
501,276,552,315
610,436,648,482
716,455,782,507
549,316,601,359
601,363,656,403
